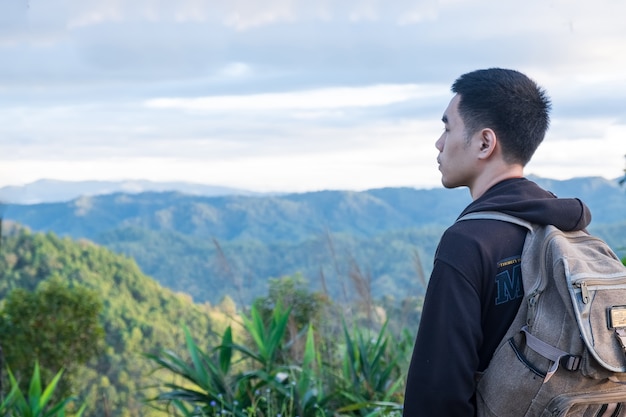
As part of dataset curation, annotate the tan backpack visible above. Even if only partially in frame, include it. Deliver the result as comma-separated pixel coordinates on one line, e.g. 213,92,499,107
458,212,626,417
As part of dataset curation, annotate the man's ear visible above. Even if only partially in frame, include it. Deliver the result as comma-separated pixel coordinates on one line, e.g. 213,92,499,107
477,128,497,160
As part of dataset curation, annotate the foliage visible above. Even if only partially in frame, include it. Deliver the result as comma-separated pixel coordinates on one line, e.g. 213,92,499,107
0,227,416,416
2,175,625,416
0,278,104,398
333,321,405,415
252,275,334,364
0,229,235,417
0,362,86,417
96,227,441,306
147,301,406,417
146,303,329,417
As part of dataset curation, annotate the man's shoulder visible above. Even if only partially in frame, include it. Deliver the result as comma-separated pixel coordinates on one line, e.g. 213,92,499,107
439,221,489,253
445,216,515,236
440,217,526,255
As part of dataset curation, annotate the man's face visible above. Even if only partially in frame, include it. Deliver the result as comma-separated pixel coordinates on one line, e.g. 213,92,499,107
435,94,480,189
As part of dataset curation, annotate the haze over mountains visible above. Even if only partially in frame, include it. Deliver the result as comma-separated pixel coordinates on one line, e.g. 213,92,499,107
2,175,624,204
0,179,262,204
3,176,625,304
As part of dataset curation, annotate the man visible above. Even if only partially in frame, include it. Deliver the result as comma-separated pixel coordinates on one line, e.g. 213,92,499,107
402,68,591,416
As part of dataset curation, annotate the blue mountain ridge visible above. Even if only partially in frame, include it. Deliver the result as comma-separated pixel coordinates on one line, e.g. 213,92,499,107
2,175,625,304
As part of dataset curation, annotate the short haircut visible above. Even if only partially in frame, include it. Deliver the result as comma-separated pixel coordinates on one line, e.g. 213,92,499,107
451,68,551,166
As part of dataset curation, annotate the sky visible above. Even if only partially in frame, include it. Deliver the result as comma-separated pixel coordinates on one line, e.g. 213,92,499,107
1,0,625,193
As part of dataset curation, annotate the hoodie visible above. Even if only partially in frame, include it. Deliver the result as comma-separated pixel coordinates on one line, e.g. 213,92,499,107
402,178,591,417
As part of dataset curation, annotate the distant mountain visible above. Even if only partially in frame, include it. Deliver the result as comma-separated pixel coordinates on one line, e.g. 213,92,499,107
4,176,625,239
3,187,471,241
3,176,625,304
0,179,261,204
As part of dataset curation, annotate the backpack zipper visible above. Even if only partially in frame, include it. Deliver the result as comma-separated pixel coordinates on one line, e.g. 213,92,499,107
580,281,590,304
572,277,626,305
527,229,562,327
527,290,540,327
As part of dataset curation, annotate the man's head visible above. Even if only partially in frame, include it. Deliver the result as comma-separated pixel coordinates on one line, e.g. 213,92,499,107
451,68,551,166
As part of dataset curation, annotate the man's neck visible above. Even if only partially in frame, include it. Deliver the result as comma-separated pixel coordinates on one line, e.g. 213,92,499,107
469,165,524,200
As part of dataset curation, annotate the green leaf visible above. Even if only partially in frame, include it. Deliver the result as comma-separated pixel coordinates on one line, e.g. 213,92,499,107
42,398,73,417
183,325,210,388
28,362,43,414
228,341,265,364
267,303,291,365
245,304,269,362
297,325,318,402
8,369,29,413
0,383,18,414
39,368,65,412
218,326,233,375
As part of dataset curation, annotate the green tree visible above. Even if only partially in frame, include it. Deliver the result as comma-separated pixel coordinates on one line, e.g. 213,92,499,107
253,275,333,362
0,277,105,398
0,228,226,416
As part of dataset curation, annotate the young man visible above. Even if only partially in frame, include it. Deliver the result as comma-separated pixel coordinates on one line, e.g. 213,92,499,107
402,68,592,416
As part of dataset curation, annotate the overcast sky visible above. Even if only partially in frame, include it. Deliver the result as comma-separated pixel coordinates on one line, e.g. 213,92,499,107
1,0,625,192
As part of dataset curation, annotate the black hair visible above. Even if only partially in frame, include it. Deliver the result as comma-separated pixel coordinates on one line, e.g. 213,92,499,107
451,68,551,166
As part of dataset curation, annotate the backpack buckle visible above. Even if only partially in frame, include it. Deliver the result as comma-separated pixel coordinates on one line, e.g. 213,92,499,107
560,354,581,371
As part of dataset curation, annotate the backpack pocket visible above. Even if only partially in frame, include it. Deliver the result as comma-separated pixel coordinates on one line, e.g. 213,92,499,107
568,273,626,375
541,390,626,416
476,334,546,417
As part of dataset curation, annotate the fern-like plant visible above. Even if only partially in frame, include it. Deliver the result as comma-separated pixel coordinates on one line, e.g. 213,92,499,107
2,362,85,417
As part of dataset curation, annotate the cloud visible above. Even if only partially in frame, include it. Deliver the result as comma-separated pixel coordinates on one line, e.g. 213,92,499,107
59,0,440,28
3,0,624,103
0,0,29,36
0,1,597,85
0,83,446,159
528,129,626,181
145,84,444,112
1,0,625,190
0,118,442,192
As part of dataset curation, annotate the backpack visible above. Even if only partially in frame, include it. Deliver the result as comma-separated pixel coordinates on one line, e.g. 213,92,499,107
458,211,626,417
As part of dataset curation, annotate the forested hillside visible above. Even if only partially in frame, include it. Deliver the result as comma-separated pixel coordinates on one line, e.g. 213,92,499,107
4,176,626,304
0,176,624,416
3,186,470,304
2,187,470,241
0,225,421,416
0,226,239,417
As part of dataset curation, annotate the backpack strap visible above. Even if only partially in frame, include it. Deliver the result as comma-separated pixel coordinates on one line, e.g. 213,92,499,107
456,211,534,233
521,326,581,382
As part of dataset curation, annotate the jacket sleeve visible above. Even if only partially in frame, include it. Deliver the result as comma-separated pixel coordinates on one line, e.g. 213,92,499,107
403,257,483,417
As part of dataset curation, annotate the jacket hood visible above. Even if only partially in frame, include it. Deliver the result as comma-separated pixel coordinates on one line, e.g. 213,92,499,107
459,178,592,232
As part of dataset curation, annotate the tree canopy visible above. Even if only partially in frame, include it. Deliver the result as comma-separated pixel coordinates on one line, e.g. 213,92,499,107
0,277,104,398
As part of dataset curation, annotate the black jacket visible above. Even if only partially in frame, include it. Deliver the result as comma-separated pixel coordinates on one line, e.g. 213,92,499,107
402,178,591,417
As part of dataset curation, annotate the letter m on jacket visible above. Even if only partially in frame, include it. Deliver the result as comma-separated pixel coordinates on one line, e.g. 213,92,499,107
495,264,522,305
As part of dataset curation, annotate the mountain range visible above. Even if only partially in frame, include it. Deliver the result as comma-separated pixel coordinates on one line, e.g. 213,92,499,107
3,175,626,304
0,179,261,204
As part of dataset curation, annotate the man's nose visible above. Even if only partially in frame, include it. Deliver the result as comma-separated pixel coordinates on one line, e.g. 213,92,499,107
435,134,444,151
